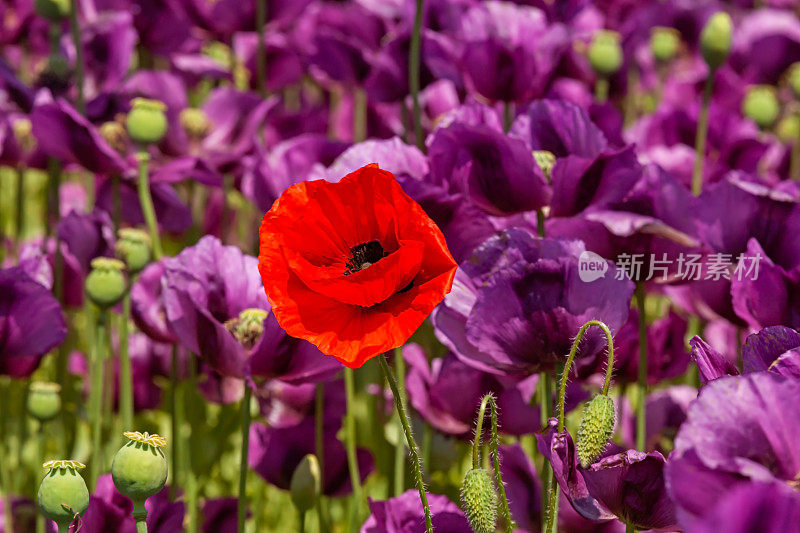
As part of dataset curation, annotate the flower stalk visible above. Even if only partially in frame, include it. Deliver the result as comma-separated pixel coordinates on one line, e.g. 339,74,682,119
409,0,424,150
68,0,85,114
635,283,647,451
343,367,363,530
237,384,252,531
135,151,163,259
393,348,407,496
472,394,514,531
691,74,714,196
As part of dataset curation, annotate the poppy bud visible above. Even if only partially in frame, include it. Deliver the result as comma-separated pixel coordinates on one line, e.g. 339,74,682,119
203,41,232,66
533,150,556,182
777,115,800,143
224,308,268,350
85,257,128,308
786,63,800,99
34,0,70,20
650,27,680,63
99,120,129,155
577,394,616,468
290,454,321,514
180,108,211,140
700,12,732,70
116,228,151,274
588,30,623,77
37,460,89,529
111,431,168,513
27,382,61,422
126,98,168,145
742,85,780,129
460,468,498,533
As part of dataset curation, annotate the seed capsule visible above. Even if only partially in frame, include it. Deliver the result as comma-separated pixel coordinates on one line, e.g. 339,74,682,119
27,382,61,422
777,115,800,143
742,85,780,129
116,228,152,274
37,460,89,529
700,12,732,70
126,98,168,145
460,468,498,533
180,108,211,140
576,394,616,468
650,27,680,63
588,30,623,77
111,431,168,504
34,0,70,20
85,257,127,308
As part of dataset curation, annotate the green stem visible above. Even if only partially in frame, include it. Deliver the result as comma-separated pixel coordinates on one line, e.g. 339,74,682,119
169,345,182,500
353,88,367,143
503,102,514,132
343,368,363,530
135,151,163,259
298,510,306,533
314,382,329,532
378,354,433,533
393,348,406,496
635,283,647,451
409,0,424,151
0,380,13,532
692,73,714,196
119,292,134,432
68,0,85,114
237,385,252,532
57,523,71,533
133,502,148,533
35,424,45,533
472,394,514,531
790,129,800,181
626,524,636,533
255,0,267,97
89,309,108,488
594,77,609,103
14,168,24,250
539,372,553,533
46,158,60,238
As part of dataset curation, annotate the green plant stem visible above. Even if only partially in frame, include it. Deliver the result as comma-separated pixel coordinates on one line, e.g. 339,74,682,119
472,394,514,531
378,354,433,533
353,88,368,143
343,367,363,530
89,309,108,488
635,283,647,451
237,385,252,532
69,0,85,114
393,348,407,496
594,77,609,103
790,130,800,181
14,168,24,251
133,503,148,533
626,524,636,533
46,158,60,237
298,510,306,533
35,423,45,533
57,523,71,533
314,382,329,532
0,380,13,532
135,151,163,259
169,346,182,500
255,0,267,96
692,73,714,196
539,372,553,533
119,292,134,432
503,102,514,132
409,0,424,150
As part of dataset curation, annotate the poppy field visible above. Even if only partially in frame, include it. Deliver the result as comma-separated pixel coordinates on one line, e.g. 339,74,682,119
2,1,800,532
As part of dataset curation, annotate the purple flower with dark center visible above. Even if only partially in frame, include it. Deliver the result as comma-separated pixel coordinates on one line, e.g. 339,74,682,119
361,489,470,532
513,99,608,159
690,481,800,533
665,373,800,528
201,498,238,533
537,418,678,531
432,229,633,377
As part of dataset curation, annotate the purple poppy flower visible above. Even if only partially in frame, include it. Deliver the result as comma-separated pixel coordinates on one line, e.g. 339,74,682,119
361,489,470,533
433,229,633,377
691,482,800,533
232,31,305,93
537,418,678,530
162,235,341,383
175,0,262,38
612,309,689,385
514,99,608,158
666,373,800,528
169,53,231,88
730,8,800,85
131,261,177,344
618,386,696,454
201,498,238,533
95,177,193,235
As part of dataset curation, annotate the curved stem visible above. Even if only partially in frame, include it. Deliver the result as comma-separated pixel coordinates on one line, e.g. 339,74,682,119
635,283,647,451
237,384,252,531
378,354,432,533
343,368,363,530
68,0,85,114
393,348,406,496
472,394,514,531
135,151,162,259
692,73,714,196
409,0,424,151
119,292,133,432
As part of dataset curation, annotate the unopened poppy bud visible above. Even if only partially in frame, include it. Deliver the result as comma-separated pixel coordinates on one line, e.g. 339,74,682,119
460,468,498,533
290,454,321,513
126,98,168,145
34,0,70,20
742,85,780,129
112,431,168,514
650,26,680,63
27,382,61,422
12,118,36,153
588,30,623,77
577,394,616,468
700,12,732,70
99,120,129,154
533,150,556,181
180,108,211,140
786,63,800,99
37,460,89,529
777,115,800,143
85,257,127,308
116,228,151,274
224,308,268,350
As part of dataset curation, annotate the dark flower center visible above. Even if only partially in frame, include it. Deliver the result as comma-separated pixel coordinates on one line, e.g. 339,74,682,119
345,240,385,275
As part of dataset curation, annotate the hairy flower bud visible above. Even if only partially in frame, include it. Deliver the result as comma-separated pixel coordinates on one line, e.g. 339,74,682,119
27,382,61,422
112,432,168,506
116,228,151,274
34,0,70,20
461,468,498,533
37,460,89,528
742,85,780,129
180,108,211,140
290,454,321,514
100,120,129,155
126,98,168,145
777,115,800,143
650,27,680,63
224,308,268,350
577,394,616,468
700,12,732,70
85,257,127,308
588,30,623,77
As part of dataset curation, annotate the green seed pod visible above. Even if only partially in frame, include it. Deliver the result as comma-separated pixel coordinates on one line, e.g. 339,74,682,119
650,26,680,64
576,394,616,468
777,115,800,143
34,0,70,20
27,382,61,422
786,63,800,100
180,108,211,140
99,120,129,155
742,85,780,129
533,150,556,182
115,228,152,274
126,98,168,145
37,460,89,528
588,30,623,77
12,118,36,153
111,432,168,505
460,468,498,533
224,308,268,350
290,454,321,514
85,257,128,308
700,12,732,70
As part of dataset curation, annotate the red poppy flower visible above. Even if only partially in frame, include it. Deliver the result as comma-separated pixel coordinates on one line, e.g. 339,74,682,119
258,164,457,368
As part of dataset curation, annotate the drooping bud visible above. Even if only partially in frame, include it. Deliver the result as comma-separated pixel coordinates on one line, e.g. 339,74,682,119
34,0,70,20
460,468,498,533
290,454,322,514
742,85,780,129
115,228,151,274
588,30,623,77
99,120,129,155
650,26,680,64
179,108,211,140
12,118,36,153
786,62,800,99
37,460,89,530
576,394,616,468
700,12,732,70
85,257,127,308
224,308,268,350
126,98,168,145
111,431,168,507
777,115,800,143
27,382,61,422
533,150,556,182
